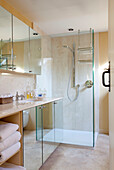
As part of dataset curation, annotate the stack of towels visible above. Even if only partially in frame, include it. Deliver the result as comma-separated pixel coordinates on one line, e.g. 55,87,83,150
0,121,21,164
0,162,26,170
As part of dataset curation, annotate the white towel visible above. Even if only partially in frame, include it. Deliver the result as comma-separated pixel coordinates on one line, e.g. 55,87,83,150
0,142,21,163
0,162,26,170
0,121,19,142
0,131,21,152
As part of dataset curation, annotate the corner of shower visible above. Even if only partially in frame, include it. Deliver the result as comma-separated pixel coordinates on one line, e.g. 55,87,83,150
41,28,97,148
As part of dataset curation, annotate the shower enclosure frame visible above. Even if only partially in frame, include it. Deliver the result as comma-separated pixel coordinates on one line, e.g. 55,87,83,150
36,29,96,148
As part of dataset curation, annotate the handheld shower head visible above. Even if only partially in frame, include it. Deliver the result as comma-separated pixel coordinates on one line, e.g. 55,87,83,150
63,45,73,53
63,45,69,48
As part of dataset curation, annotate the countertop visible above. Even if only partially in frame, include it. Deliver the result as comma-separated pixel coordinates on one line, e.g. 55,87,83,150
0,97,63,119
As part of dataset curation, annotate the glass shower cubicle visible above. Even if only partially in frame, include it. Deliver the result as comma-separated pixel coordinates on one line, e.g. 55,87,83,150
36,29,97,149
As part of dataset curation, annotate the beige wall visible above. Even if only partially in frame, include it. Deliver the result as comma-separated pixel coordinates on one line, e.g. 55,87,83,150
109,0,114,168
99,32,109,134
0,73,35,96
0,72,36,130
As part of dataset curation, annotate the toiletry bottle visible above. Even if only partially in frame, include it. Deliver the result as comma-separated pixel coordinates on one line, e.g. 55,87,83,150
38,88,42,97
43,88,47,97
26,82,31,99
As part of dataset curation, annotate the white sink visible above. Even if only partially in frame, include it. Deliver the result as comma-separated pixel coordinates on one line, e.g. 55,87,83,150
17,100,33,105
27,98,44,102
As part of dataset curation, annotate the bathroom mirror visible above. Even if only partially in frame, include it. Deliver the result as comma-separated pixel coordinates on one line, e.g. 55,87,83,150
0,5,41,74
0,6,12,70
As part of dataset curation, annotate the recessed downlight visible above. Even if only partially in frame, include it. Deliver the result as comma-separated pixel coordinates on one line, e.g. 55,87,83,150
33,33,38,35
68,28,74,31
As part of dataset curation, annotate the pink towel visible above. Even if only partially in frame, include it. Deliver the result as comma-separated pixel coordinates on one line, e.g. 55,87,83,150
0,121,19,142
0,142,21,163
0,131,21,152
0,162,26,170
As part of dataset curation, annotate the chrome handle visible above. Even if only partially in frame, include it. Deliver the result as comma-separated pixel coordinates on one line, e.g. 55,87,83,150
39,106,43,109
39,106,46,109
54,102,57,104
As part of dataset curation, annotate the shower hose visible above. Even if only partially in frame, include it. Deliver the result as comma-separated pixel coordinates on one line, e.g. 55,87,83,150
67,57,80,102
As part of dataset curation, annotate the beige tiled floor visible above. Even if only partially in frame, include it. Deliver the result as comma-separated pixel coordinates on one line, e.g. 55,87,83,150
40,134,109,170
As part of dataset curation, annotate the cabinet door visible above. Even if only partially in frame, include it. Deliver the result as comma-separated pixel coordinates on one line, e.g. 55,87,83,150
23,107,42,170
36,106,43,168
29,28,41,75
0,6,12,70
42,103,56,163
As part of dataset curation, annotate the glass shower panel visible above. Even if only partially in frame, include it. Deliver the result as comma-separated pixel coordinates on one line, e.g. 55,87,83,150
54,100,63,144
76,29,94,147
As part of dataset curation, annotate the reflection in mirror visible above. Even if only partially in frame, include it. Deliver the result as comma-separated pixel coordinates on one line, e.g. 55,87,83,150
13,17,41,74
13,15,29,73
0,6,12,70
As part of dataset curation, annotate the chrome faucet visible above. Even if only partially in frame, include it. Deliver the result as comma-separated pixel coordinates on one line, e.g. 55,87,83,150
16,91,25,101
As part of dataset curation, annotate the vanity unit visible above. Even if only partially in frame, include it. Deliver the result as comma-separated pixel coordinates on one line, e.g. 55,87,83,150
0,98,63,169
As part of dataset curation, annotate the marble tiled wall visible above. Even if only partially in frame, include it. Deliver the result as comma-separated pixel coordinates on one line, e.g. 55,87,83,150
0,73,35,96
36,36,52,97
51,33,99,132
0,72,36,130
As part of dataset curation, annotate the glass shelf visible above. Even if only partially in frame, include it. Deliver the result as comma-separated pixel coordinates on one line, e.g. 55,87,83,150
0,54,16,58
77,47,93,51
78,59,92,63
77,47,93,55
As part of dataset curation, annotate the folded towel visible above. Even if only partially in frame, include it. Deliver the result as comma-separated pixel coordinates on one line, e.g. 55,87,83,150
0,142,21,163
0,131,21,152
0,121,19,142
0,162,26,170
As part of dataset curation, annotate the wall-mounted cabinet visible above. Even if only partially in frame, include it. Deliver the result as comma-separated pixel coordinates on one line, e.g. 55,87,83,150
0,6,41,75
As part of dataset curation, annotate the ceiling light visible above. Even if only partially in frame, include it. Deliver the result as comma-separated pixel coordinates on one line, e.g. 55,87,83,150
68,28,74,31
33,33,38,35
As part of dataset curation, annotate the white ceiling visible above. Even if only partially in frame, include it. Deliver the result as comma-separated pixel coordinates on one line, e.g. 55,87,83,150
5,0,108,34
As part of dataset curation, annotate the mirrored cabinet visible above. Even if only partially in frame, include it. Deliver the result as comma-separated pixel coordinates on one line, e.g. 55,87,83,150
0,5,41,74
0,6,12,70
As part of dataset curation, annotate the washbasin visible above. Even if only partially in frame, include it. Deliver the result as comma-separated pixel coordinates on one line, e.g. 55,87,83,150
17,97,44,105
17,100,33,105
27,97,44,102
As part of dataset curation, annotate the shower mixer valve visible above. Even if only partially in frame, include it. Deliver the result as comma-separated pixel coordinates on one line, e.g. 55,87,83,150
85,80,93,88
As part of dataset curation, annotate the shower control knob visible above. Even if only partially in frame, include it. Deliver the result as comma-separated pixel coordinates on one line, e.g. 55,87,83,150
85,80,93,88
